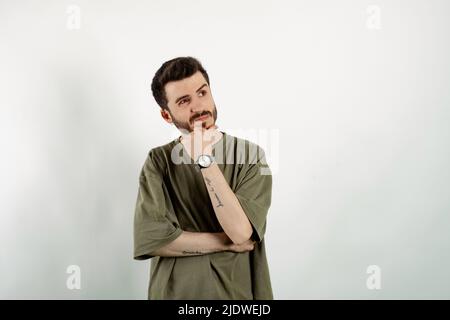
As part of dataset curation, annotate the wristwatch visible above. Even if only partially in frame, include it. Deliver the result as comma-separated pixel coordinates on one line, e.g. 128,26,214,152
196,154,215,169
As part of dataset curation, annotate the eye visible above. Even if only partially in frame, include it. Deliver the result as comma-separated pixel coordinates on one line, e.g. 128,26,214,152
198,90,207,97
179,98,189,106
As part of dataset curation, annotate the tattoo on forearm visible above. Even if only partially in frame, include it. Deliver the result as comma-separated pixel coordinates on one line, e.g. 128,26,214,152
204,177,224,207
182,250,204,255
214,193,224,207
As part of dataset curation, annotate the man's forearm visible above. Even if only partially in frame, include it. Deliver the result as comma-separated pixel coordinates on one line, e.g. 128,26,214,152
151,231,230,257
201,163,253,244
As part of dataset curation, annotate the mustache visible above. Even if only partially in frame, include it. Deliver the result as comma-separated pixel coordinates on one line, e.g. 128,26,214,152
191,111,210,122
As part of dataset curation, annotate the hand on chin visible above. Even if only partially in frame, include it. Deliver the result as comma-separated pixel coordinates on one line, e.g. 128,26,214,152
180,122,221,160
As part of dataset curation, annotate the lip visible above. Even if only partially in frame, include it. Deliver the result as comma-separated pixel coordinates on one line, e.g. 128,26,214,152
194,114,209,121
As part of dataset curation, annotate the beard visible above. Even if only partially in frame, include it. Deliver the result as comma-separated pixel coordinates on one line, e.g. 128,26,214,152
170,104,218,133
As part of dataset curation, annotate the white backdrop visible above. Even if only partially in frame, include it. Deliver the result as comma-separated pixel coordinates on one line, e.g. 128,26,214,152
1,0,449,299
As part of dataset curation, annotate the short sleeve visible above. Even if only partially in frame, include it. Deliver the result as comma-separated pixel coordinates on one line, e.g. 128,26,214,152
234,147,272,243
133,150,183,260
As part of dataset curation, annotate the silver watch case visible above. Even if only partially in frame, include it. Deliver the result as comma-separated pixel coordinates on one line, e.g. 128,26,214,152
197,154,214,168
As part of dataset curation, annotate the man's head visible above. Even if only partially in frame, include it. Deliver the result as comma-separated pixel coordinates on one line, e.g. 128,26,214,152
151,57,218,133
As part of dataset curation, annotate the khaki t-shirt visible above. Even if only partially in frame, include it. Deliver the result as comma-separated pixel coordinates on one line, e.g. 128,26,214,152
133,131,273,299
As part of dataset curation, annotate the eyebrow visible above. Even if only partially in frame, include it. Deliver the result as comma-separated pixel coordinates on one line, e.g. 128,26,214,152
174,83,208,104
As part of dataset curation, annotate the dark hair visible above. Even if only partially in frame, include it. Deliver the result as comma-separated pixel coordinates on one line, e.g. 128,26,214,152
151,56,210,110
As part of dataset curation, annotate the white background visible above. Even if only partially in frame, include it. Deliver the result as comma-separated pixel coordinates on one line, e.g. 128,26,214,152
1,0,449,299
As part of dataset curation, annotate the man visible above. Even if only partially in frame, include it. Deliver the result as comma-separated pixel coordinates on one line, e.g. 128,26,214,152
133,56,273,299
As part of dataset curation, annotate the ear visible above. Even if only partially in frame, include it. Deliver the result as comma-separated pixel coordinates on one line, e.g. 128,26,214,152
160,108,173,124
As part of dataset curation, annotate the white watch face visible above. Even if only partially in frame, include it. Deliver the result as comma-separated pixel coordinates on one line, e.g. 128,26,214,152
198,155,212,168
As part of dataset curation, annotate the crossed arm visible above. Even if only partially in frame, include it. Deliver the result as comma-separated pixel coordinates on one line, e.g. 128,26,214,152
152,162,254,257
152,231,255,257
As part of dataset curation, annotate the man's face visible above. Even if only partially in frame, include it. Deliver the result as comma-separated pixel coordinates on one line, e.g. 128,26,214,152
161,71,218,133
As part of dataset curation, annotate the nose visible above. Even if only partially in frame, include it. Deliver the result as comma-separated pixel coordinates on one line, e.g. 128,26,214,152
190,97,206,117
